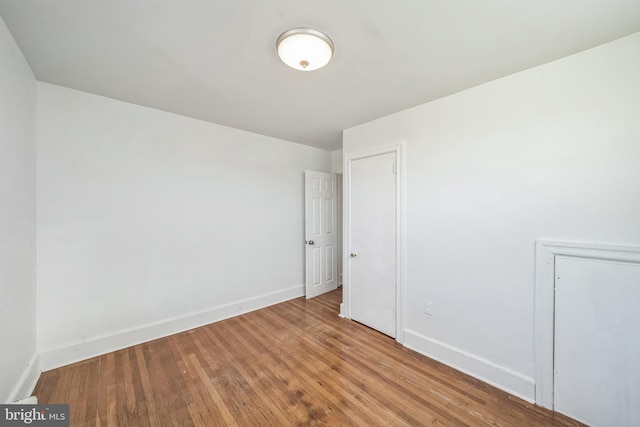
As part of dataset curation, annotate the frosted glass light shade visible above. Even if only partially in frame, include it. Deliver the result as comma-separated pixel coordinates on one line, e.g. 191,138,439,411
276,28,334,71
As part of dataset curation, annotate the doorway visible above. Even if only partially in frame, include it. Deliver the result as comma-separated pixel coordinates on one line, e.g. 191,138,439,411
343,144,403,341
304,171,338,299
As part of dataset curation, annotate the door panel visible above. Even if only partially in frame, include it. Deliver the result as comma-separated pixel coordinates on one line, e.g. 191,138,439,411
554,256,640,426
349,152,396,337
305,171,338,299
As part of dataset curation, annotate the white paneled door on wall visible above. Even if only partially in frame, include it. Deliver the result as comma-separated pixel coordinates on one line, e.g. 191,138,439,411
554,256,640,427
305,171,338,299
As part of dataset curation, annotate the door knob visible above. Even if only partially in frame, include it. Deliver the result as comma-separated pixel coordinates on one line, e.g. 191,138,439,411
350,252,358,257
306,240,315,245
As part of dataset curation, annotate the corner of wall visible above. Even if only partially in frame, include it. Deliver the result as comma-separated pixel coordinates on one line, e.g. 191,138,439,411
6,354,40,404
330,149,343,174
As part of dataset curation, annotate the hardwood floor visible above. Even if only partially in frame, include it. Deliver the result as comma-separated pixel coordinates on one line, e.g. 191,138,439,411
34,289,583,426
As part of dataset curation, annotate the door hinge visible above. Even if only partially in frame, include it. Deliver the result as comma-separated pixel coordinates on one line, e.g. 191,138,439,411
392,162,397,174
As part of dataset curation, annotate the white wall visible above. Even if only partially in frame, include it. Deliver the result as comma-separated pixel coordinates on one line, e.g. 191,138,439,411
343,32,640,401
331,149,343,174
0,17,38,402
37,83,330,368
330,149,344,284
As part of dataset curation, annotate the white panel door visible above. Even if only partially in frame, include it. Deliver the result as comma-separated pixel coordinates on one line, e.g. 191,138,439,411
349,152,396,337
554,256,640,427
305,171,338,299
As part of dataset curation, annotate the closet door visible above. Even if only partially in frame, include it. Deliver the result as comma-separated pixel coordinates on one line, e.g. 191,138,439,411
554,256,640,426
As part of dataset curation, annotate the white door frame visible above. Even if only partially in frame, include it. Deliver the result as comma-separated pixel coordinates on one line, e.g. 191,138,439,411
342,143,405,343
534,240,640,408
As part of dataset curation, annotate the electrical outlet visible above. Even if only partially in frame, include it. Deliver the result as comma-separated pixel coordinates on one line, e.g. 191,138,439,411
425,301,434,316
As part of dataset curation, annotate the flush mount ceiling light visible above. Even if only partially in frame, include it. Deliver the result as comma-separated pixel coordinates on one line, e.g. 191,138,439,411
276,28,334,71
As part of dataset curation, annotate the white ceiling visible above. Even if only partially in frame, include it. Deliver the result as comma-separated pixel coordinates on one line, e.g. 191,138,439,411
2,1,640,151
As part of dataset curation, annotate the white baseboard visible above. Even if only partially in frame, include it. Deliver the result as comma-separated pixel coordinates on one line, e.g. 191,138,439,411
339,302,347,318
12,396,38,404
7,354,40,404
404,329,535,403
39,285,305,371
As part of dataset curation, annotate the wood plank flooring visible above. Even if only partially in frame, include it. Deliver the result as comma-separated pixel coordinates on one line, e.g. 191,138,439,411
34,289,583,426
